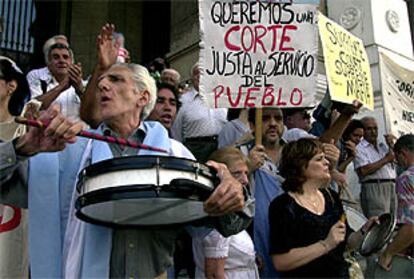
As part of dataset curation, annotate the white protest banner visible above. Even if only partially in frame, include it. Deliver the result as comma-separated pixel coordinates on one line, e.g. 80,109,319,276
380,51,414,136
199,0,319,109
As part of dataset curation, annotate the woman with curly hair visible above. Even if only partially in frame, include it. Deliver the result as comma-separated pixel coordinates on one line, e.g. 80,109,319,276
269,138,374,278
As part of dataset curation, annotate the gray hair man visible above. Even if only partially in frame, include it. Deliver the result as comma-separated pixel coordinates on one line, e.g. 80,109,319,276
26,36,85,121
1,25,251,279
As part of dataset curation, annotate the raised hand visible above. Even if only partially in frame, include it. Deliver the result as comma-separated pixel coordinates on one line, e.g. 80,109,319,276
384,134,396,148
341,100,363,116
96,23,118,70
68,63,84,94
322,139,340,168
345,140,357,158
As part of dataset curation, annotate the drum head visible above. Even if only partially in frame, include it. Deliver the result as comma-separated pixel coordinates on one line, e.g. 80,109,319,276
77,195,208,227
343,205,367,232
360,213,396,256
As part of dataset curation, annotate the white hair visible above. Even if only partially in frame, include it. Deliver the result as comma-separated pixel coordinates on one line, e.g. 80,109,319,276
42,35,68,63
120,63,157,120
161,68,181,83
361,116,377,126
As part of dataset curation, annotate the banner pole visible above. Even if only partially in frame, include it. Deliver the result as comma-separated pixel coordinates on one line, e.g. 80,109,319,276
255,108,263,146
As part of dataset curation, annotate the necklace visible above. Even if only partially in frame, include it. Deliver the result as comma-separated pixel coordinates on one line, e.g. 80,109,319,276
293,191,323,214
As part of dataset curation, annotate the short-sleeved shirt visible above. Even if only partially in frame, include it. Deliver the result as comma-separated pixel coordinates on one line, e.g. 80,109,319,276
395,165,414,225
354,139,395,182
269,189,350,278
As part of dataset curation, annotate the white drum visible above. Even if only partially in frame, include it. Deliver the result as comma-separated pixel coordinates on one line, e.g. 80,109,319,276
76,156,218,227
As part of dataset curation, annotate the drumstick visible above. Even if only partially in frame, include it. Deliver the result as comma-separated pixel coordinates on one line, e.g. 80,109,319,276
15,117,167,153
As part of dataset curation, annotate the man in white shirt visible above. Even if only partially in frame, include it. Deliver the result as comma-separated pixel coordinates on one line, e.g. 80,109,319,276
26,39,85,121
26,35,69,90
354,116,396,218
172,63,227,162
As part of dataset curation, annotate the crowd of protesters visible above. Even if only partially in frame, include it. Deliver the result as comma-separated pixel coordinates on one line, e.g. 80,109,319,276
0,22,413,279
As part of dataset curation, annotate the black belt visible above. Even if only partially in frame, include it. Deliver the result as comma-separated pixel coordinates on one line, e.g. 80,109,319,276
185,135,218,142
362,179,395,184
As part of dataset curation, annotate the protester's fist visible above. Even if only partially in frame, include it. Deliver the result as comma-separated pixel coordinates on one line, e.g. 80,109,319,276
248,144,266,171
96,23,118,70
341,100,363,116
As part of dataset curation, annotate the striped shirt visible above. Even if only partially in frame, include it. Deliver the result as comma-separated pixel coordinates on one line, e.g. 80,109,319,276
354,139,396,182
171,89,227,142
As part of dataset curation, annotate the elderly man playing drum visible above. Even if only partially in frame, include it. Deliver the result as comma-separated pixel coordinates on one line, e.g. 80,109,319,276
0,25,251,279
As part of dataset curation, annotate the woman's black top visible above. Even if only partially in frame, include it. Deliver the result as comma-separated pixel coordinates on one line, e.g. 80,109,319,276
269,188,351,278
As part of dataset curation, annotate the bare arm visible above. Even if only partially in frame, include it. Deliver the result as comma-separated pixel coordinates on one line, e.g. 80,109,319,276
319,101,362,144
338,141,357,173
273,221,346,271
205,258,226,279
379,224,414,270
80,65,106,128
272,241,328,271
347,217,378,250
36,80,69,110
80,23,118,128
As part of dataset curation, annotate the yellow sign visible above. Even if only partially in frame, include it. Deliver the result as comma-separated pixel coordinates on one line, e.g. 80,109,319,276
318,12,374,110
